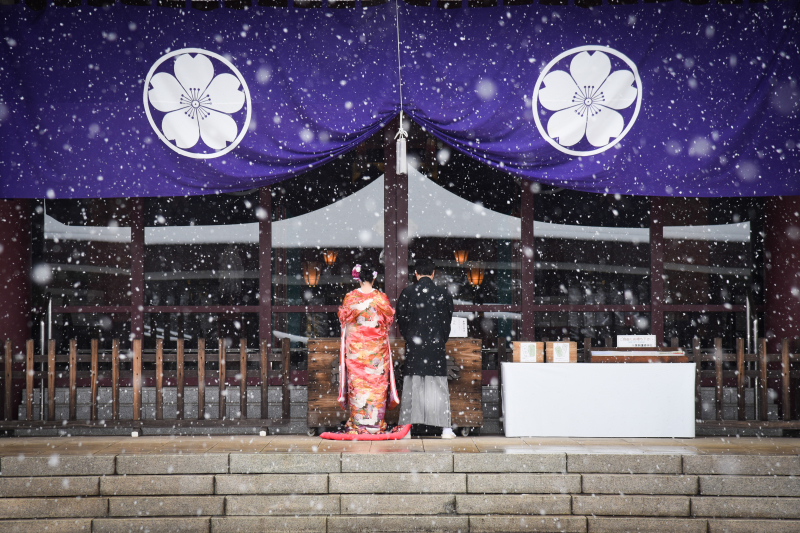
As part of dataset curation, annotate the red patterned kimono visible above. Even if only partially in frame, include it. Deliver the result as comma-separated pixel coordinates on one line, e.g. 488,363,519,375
337,288,399,434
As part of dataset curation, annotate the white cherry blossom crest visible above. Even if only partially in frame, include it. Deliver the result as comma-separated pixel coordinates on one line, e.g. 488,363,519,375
144,49,251,159
533,46,642,157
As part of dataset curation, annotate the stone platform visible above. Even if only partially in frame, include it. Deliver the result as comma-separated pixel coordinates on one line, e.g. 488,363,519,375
0,435,799,532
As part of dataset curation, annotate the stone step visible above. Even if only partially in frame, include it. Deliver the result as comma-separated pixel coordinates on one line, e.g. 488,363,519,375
2,452,799,477
2,452,800,531
4,517,800,533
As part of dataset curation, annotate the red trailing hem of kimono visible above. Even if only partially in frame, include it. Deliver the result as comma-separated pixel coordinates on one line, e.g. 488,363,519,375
337,327,400,412
320,424,411,441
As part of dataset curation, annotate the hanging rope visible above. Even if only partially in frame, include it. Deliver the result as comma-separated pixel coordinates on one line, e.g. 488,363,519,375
394,0,407,143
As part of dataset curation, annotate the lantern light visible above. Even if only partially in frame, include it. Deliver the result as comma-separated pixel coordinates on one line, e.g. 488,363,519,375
467,263,485,286
454,250,469,266
322,250,338,267
303,261,321,287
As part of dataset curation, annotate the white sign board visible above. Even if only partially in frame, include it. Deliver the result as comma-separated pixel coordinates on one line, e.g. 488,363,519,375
617,335,657,348
449,317,468,338
552,342,571,362
520,342,539,362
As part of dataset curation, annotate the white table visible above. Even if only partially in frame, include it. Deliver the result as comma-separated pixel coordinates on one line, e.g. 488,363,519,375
501,363,696,438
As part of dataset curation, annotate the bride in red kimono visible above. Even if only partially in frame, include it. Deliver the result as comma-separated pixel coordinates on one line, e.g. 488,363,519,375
336,263,400,434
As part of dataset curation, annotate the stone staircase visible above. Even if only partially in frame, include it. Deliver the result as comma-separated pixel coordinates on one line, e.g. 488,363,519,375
1,450,800,532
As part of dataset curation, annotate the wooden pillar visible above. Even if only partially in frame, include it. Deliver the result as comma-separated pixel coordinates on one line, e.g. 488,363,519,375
197,339,206,420
758,337,768,421
736,338,746,421
765,196,800,352
240,338,247,420
3,340,11,421
650,197,665,345
281,337,291,421
714,338,723,421
176,339,185,420
520,181,535,341
0,199,31,420
260,339,269,419
47,339,55,421
132,338,142,421
130,198,145,339
218,339,226,420
25,340,33,421
384,117,400,313
155,338,163,420
259,187,272,345
90,339,98,421
781,338,791,421
111,339,119,421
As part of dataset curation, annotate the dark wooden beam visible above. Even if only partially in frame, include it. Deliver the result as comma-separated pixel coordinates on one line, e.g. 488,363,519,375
130,198,145,340
650,197,664,345
520,181,535,341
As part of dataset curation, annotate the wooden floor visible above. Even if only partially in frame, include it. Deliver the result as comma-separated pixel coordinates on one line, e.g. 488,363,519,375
1,434,799,456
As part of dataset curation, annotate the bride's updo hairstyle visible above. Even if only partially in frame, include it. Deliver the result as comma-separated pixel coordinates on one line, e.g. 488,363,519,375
352,263,378,283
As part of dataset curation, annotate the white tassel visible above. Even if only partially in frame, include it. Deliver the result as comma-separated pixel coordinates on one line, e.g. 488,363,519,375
395,112,408,176
396,135,407,176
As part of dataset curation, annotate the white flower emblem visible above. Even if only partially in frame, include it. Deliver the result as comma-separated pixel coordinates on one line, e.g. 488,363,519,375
144,48,251,159
533,46,642,156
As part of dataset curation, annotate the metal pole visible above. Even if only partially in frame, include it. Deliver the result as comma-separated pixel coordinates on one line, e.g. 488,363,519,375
40,316,47,420
745,294,751,354
47,295,53,344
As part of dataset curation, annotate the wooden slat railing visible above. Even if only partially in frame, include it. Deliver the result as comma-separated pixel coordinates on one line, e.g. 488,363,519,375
691,337,800,430
0,337,290,431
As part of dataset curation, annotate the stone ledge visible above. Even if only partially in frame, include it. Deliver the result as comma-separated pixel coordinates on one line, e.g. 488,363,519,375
0,455,115,477
0,476,99,498
210,516,326,533
456,494,571,515
0,519,93,532
708,519,800,533
327,515,469,533
573,495,690,517
467,473,581,494
214,474,329,494
225,495,340,515
691,496,800,519
581,474,698,495
100,475,215,496
340,494,455,515
93,517,210,533
116,454,228,475
454,453,565,473
587,517,708,533
341,453,453,473
108,496,225,517
0,498,108,519
229,453,340,474
683,455,800,476
699,475,800,497
568,454,682,474
329,473,466,494
469,515,587,533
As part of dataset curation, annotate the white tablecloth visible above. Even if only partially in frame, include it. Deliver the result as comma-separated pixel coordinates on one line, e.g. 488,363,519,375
501,363,696,438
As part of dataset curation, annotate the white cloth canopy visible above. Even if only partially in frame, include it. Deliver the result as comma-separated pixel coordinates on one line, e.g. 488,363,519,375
44,166,750,246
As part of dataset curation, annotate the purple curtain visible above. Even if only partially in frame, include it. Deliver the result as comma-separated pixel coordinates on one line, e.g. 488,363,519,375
0,1,797,198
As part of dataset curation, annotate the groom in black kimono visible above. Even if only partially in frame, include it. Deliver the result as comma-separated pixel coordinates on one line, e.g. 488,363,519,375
396,257,456,438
